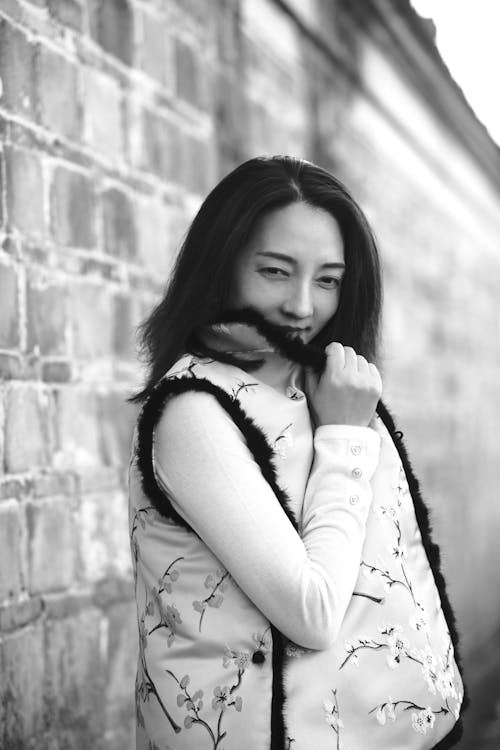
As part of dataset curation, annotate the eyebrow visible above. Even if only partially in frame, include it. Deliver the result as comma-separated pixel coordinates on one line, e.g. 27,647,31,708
256,251,345,270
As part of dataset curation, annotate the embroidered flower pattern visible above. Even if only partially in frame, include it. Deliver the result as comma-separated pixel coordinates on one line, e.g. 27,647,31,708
323,689,344,747
166,640,248,748
348,460,464,734
230,380,260,401
193,568,230,632
273,422,294,459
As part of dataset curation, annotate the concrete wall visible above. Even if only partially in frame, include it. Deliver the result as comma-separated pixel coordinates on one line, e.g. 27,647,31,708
1,0,499,746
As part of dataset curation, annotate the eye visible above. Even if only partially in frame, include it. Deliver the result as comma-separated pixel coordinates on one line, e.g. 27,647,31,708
318,276,341,289
259,266,289,278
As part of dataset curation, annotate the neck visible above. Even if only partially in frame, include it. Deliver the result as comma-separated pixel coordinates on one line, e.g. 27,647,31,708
246,351,300,394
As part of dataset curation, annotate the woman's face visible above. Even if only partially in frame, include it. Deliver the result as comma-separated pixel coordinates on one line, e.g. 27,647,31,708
228,201,345,343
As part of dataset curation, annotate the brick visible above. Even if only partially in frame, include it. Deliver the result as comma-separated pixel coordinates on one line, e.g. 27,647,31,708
0,596,43,632
1,624,45,744
78,490,131,583
4,146,45,238
50,166,96,248
0,397,4,476
89,0,134,66
43,590,91,619
42,360,72,382
214,69,246,152
141,108,179,182
174,36,206,109
112,293,132,357
102,187,136,259
0,261,20,349
48,0,84,32
82,68,123,160
103,602,136,728
0,499,26,601
26,496,76,594
36,45,81,140
97,390,136,466
4,385,51,473
173,0,213,28
44,609,105,733
135,197,177,278
54,387,101,468
0,149,5,228
0,19,36,119
140,12,173,89
179,132,214,195
93,576,134,608
70,282,112,359
26,272,68,355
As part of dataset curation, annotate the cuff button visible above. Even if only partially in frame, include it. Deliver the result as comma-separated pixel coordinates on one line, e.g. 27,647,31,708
351,444,362,455
352,467,363,479
349,495,359,505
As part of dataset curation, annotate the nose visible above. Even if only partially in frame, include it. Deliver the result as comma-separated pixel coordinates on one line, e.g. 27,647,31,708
282,279,313,320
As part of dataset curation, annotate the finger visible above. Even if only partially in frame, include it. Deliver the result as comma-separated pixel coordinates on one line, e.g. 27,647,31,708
325,342,345,369
356,354,369,373
343,346,357,370
368,362,383,391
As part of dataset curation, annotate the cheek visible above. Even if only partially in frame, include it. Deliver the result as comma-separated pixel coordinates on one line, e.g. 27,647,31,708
317,292,341,324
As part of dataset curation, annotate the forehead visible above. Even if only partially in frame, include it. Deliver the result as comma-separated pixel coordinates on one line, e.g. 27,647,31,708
246,202,344,263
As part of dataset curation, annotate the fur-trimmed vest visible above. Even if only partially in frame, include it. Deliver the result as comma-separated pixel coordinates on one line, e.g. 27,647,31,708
128,309,468,750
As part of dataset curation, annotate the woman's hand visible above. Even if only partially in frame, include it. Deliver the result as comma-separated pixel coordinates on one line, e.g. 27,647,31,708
304,342,382,427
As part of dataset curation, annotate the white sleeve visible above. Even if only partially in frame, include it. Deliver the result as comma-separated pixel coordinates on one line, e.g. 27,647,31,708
154,391,381,650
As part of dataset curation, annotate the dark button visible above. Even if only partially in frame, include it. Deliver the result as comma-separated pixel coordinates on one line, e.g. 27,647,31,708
252,650,266,664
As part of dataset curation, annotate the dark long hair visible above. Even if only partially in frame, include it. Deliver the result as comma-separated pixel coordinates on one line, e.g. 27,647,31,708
128,155,382,404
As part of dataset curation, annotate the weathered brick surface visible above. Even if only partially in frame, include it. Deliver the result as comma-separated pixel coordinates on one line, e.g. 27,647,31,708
0,499,26,601
102,602,137,737
89,0,134,66
0,19,36,119
4,385,52,473
50,165,96,248
47,0,84,33
4,146,45,238
36,45,81,140
26,496,76,594
0,260,19,349
1,623,45,746
82,67,123,160
139,11,174,89
140,108,179,182
112,293,133,358
174,35,207,110
69,281,113,359
43,609,105,736
77,489,131,583
102,186,136,259
98,390,137,467
54,386,101,468
135,196,183,278
26,270,68,356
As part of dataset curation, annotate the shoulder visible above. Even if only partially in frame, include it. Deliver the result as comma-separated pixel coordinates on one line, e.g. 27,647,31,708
156,388,241,446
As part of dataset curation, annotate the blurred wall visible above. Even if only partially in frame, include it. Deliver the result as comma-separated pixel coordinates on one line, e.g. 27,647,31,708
1,0,499,747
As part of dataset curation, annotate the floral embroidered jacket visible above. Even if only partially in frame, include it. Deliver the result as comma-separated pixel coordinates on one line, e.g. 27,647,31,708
128,307,468,750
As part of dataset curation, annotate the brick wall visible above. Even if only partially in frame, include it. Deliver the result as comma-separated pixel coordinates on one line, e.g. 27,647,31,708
1,0,499,747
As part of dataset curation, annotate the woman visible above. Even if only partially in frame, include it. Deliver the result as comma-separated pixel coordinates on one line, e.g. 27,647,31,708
128,155,468,750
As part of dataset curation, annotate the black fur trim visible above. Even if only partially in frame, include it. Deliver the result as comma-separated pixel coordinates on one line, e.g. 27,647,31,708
376,400,470,740
136,373,295,748
136,373,299,533
193,305,327,373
